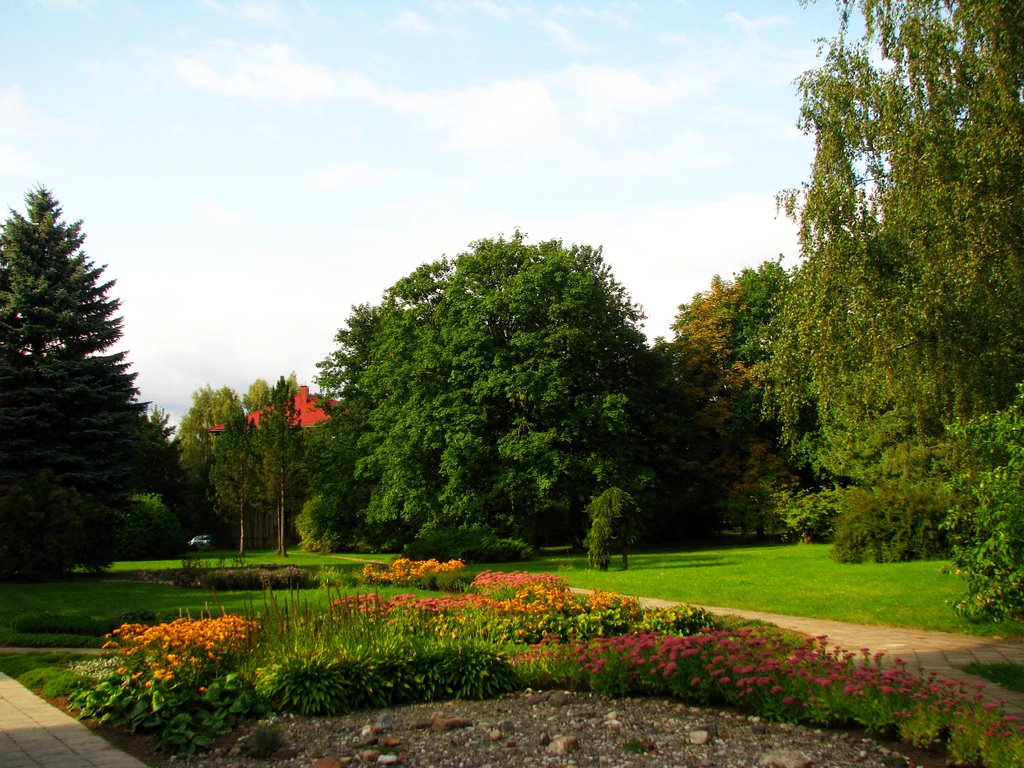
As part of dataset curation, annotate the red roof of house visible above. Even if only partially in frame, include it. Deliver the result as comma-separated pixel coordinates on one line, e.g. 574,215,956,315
248,385,336,428
209,385,336,433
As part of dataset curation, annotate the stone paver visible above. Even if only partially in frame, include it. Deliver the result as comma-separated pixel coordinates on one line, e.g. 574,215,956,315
0,672,147,768
4,601,1024,767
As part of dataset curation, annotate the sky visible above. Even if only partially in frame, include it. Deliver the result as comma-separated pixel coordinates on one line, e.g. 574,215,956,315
0,0,843,422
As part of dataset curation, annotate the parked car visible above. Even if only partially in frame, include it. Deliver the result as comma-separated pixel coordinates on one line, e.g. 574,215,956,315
188,534,212,549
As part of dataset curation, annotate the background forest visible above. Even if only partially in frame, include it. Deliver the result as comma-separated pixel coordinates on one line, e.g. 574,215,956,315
2,0,1022,621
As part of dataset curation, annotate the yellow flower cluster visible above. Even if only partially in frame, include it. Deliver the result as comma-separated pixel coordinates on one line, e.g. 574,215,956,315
106,615,257,686
361,557,465,586
494,580,576,615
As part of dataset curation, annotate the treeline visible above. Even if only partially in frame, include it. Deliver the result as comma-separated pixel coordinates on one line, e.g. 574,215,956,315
3,0,1022,619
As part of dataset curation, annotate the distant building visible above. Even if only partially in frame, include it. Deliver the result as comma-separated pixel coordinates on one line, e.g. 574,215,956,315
209,385,336,434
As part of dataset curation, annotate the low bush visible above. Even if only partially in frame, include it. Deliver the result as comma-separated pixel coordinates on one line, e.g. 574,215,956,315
254,644,518,716
832,479,951,563
155,564,315,591
945,387,1024,620
404,525,533,563
112,494,184,561
774,487,843,543
0,469,115,577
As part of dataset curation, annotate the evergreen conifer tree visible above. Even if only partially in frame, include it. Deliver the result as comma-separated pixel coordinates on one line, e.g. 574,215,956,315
0,187,143,503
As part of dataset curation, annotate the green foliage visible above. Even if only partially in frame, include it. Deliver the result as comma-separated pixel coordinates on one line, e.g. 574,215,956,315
255,654,373,715
769,0,1024,483
584,488,639,570
946,385,1024,620
316,232,649,545
210,411,260,555
255,376,307,556
404,525,533,564
832,480,951,563
19,665,88,697
162,563,314,590
113,494,184,561
0,469,114,577
669,262,797,535
126,407,191,521
774,487,844,543
0,187,144,502
70,671,265,754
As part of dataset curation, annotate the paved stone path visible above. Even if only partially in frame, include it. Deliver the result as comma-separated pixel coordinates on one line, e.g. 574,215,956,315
0,670,147,768
2,603,1023,767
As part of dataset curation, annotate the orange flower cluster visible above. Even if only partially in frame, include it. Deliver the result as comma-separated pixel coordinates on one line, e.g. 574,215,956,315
106,615,257,686
361,557,465,586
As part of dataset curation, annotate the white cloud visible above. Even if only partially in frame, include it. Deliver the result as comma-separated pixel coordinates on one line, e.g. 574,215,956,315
0,145,32,174
169,42,334,102
724,11,790,36
305,164,412,191
389,10,440,34
540,19,593,53
198,199,253,230
238,1,286,26
0,86,37,136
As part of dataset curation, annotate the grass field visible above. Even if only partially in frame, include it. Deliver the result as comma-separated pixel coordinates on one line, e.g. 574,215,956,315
494,542,1024,638
2,542,1022,645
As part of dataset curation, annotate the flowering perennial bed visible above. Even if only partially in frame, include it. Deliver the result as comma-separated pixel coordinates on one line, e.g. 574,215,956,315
63,560,1024,766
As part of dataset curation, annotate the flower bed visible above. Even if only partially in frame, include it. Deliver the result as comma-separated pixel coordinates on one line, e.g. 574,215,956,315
65,560,1024,766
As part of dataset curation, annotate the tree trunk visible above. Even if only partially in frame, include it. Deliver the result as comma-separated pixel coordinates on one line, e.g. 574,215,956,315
277,465,287,556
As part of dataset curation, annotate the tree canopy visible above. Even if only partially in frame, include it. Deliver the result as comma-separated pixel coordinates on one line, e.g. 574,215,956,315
771,0,1024,483
317,232,650,545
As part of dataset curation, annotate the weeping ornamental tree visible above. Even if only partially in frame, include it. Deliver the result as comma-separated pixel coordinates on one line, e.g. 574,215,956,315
770,0,1024,485
584,487,640,571
0,188,143,574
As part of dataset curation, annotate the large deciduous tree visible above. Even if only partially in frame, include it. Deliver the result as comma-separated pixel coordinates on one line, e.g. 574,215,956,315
317,232,649,545
770,0,1024,484
669,261,796,536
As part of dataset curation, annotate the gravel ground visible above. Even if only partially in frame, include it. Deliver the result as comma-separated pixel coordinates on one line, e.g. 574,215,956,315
173,690,949,768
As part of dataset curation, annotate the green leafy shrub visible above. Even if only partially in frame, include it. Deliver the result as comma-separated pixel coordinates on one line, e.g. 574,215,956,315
0,469,115,578
774,487,843,543
113,494,184,560
945,385,1024,620
831,479,950,563
255,654,376,715
165,564,314,590
255,644,518,716
404,525,532,563
10,612,118,636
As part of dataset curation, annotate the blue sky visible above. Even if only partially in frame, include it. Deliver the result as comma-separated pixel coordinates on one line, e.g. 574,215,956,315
1,0,842,421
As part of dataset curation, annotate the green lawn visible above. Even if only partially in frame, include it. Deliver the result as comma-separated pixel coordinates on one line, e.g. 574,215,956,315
2,542,1021,646
491,543,1024,638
